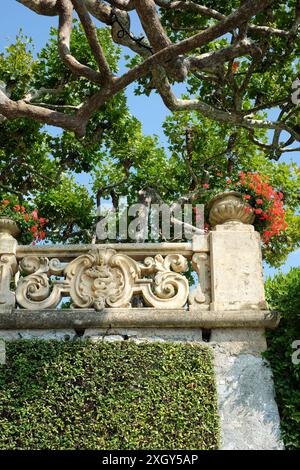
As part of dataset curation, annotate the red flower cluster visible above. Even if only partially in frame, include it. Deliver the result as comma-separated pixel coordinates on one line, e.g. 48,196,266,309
1,200,48,244
232,61,239,74
237,172,287,243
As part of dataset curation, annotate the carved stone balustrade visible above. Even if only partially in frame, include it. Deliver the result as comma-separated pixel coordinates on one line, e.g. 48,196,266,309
15,249,191,311
0,193,280,330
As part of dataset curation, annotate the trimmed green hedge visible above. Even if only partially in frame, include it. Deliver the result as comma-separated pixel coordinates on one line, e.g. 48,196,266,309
0,340,219,450
265,267,300,450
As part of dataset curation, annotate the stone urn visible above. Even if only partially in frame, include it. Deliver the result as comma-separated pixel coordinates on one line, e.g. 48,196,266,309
0,217,21,240
207,191,255,228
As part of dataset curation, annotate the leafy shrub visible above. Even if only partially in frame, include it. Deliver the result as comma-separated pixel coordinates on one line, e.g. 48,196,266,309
265,268,300,449
0,341,219,450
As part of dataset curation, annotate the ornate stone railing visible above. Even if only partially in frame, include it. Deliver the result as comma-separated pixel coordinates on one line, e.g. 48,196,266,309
0,193,280,330
15,244,201,311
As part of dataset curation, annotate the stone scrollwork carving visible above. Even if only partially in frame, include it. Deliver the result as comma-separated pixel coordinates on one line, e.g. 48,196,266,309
141,254,188,274
16,256,69,310
16,249,189,310
138,254,189,308
65,249,140,310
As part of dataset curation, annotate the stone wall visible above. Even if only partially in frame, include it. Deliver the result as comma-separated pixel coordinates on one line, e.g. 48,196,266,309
211,329,283,450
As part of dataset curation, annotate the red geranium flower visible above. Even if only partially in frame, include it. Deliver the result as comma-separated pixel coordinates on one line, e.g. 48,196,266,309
32,210,38,221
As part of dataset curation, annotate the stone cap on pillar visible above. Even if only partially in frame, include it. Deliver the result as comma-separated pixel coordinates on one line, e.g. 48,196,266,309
208,191,255,230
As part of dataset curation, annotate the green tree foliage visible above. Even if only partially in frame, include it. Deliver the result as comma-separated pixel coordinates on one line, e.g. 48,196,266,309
159,0,300,160
265,268,300,449
0,25,138,242
0,24,299,267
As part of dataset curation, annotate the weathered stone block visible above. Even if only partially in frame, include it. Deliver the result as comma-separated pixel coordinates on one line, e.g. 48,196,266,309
211,329,284,450
84,328,203,343
210,224,267,311
210,328,267,355
0,329,76,341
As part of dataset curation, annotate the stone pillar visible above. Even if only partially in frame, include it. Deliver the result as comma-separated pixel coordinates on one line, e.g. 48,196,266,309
208,192,267,312
0,218,19,314
207,192,283,450
210,224,267,311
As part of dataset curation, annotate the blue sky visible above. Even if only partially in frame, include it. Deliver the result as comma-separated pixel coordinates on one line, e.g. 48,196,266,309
0,1,299,277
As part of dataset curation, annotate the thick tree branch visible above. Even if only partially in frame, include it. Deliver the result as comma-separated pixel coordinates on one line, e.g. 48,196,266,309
134,0,172,52
188,39,260,72
58,0,102,83
16,0,58,15
71,0,112,83
105,0,135,11
0,88,81,133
